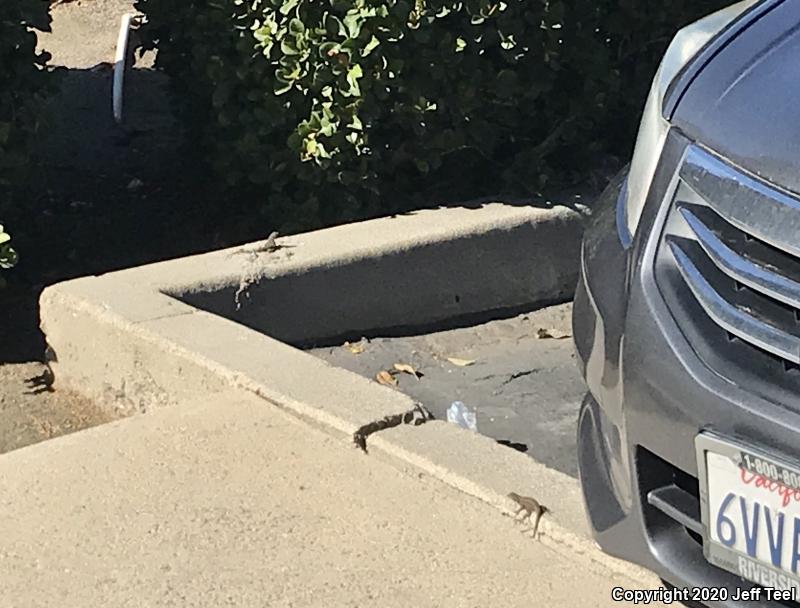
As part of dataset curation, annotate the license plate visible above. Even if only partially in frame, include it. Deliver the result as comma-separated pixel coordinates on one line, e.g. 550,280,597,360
697,433,800,594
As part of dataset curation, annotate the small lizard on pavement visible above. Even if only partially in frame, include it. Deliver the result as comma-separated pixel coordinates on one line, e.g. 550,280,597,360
508,492,549,539
230,231,296,258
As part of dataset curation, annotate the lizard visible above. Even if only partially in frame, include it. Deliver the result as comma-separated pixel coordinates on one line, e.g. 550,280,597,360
229,231,297,310
508,492,549,539
230,231,296,259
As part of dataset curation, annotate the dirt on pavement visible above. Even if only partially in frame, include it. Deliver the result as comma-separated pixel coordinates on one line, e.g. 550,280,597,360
38,0,151,69
0,363,122,454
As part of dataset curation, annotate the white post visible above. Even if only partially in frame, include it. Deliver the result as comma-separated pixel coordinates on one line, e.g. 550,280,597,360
113,13,134,124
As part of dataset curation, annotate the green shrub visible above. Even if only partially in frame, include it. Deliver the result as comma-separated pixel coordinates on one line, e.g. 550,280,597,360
136,0,729,229
0,1,50,273
0,225,18,270
0,1,51,188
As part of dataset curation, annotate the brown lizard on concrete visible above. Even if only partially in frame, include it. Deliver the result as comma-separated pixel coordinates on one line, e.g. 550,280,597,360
508,492,549,539
230,231,297,259
232,231,281,255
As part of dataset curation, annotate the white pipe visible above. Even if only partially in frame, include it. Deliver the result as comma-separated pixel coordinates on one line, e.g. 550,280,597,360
113,13,134,124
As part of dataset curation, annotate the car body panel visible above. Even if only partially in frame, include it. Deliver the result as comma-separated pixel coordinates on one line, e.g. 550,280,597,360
671,0,800,195
662,0,783,119
575,117,800,605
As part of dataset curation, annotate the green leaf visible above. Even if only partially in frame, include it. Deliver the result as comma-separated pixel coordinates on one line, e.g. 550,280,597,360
254,21,277,44
274,80,293,95
500,33,516,50
281,37,300,55
0,227,17,269
325,14,346,37
342,64,363,97
343,13,363,38
319,113,337,137
348,64,363,80
0,249,17,270
305,138,318,156
362,35,380,57
349,114,363,130
279,0,300,16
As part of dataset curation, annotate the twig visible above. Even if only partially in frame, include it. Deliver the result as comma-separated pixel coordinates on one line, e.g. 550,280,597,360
353,402,434,453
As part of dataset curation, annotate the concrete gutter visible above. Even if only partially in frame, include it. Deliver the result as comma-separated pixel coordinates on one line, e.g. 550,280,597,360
39,202,658,585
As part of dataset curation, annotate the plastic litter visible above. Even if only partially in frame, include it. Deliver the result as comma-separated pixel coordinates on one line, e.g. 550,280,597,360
447,400,478,432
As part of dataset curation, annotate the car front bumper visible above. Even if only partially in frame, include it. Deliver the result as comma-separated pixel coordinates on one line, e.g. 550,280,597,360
573,132,800,607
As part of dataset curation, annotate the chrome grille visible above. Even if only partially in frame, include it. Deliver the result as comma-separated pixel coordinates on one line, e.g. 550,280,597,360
655,145,800,403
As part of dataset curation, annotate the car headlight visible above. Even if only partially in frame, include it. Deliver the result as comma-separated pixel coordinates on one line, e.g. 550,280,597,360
621,0,761,245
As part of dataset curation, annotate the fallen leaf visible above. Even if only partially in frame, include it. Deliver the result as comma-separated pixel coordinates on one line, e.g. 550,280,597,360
344,341,365,355
375,370,398,387
537,328,571,340
446,357,476,367
393,363,421,380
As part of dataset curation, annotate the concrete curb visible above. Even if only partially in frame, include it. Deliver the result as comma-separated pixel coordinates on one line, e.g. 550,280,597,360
39,203,656,586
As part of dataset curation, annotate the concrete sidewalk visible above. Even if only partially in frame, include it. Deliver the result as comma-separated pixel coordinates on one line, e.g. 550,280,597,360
0,390,659,607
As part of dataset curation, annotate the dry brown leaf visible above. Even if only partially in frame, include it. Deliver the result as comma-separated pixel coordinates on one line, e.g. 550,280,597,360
536,328,571,340
344,340,366,355
375,370,398,387
393,363,421,380
446,357,476,367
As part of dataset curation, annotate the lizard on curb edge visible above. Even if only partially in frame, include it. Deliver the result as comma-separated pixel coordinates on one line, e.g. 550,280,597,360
230,231,296,258
508,492,549,539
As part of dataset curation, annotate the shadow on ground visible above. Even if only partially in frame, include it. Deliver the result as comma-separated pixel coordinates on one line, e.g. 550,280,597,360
1,66,272,363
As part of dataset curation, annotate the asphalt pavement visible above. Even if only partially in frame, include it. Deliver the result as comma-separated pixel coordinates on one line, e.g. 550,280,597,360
310,303,584,477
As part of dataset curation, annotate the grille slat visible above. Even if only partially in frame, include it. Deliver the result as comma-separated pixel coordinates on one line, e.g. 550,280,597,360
668,239,800,363
679,205,800,310
656,145,800,404
681,146,800,259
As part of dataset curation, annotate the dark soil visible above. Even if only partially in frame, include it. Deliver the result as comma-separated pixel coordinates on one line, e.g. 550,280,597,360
0,363,122,454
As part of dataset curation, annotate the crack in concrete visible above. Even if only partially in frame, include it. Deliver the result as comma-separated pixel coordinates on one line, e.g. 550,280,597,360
134,310,197,324
499,368,540,387
474,373,504,382
352,402,435,454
